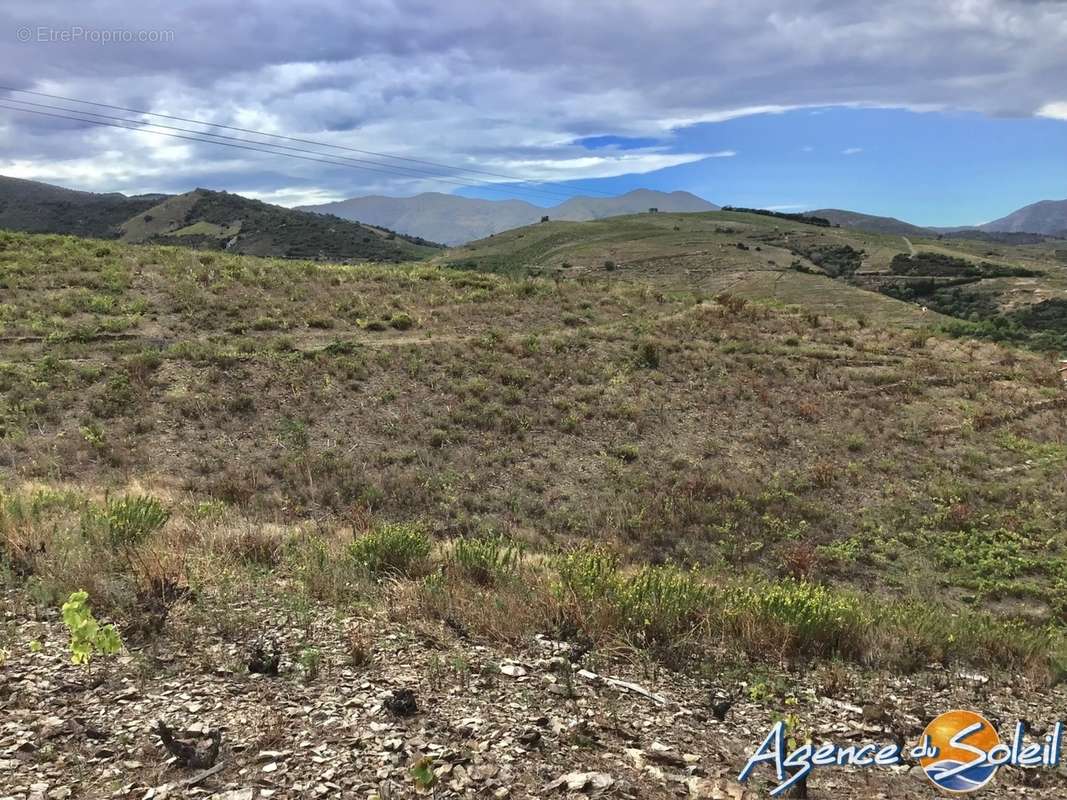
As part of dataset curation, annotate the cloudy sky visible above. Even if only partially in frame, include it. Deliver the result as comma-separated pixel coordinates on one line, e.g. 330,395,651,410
1,0,1065,225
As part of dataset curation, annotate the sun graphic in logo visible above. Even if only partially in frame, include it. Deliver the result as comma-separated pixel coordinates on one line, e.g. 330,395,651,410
920,710,1001,793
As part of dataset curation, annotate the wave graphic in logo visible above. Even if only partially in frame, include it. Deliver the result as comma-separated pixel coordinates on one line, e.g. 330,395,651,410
920,710,1000,794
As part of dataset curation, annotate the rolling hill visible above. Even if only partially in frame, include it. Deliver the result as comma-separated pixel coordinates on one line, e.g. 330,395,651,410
120,189,441,261
0,175,164,238
980,199,1067,236
444,208,1067,349
810,208,931,236
0,176,441,262
298,188,717,245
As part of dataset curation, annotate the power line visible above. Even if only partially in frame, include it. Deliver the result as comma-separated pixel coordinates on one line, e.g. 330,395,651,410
0,96,588,203
0,102,605,204
0,85,616,198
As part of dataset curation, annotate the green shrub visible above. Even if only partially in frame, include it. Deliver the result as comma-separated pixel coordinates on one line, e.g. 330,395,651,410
90,374,135,418
724,579,870,658
845,434,866,452
633,338,660,368
82,495,170,551
287,533,355,601
450,534,522,585
613,565,713,646
389,312,415,330
349,522,431,578
251,315,282,331
556,546,619,603
555,549,711,648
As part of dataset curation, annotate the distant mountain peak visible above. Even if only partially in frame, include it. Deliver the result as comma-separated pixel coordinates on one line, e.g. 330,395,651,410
979,198,1067,236
298,189,719,245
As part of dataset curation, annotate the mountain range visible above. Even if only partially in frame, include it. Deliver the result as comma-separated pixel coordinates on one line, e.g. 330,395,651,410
297,189,718,245
1,174,1065,250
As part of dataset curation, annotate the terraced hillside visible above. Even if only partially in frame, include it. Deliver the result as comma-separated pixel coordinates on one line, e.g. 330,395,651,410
446,209,1067,348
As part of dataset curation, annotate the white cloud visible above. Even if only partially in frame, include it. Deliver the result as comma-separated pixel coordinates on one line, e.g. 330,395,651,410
1037,102,1067,121
656,105,796,131
1,0,1065,199
842,147,864,155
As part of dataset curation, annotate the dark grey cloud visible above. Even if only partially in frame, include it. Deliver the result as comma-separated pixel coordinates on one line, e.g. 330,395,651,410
0,0,1065,203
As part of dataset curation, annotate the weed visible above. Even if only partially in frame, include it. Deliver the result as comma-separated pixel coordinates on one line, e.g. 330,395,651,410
297,646,323,682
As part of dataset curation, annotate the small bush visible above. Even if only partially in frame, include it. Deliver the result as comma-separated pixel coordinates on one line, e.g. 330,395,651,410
633,339,661,369
614,565,713,647
555,548,710,650
724,579,870,659
286,533,359,601
609,443,640,462
251,316,282,331
715,293,748,315
226,394,256,414
349,522,431,578
90,374,136,418
556,546,620,603
62,590,122,669
82,495,170,552
389,312,415,331
450,534,522,586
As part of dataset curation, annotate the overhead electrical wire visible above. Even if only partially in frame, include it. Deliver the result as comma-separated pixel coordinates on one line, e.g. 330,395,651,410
0,96,590,202
0,85,617,200
0,101,614,204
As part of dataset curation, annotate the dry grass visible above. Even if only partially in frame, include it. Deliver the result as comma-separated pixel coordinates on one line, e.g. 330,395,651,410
2,230,1067,679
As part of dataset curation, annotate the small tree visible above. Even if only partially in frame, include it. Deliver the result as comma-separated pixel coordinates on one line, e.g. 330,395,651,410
61,591,122,674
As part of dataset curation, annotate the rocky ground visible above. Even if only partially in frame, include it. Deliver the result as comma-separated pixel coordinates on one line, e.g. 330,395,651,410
3,589,1067,800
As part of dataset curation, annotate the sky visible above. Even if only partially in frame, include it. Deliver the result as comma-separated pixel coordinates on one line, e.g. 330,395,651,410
0,0,1065,226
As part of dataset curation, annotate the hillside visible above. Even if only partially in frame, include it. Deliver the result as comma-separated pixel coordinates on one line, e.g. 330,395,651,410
2,229,1067,798
121,189,441,262
810,207,930,236
446,208,1067,350
981,198,1067,236
0,228,1064,628
0,177,441,262
299,188,717,245
0,175,164,238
